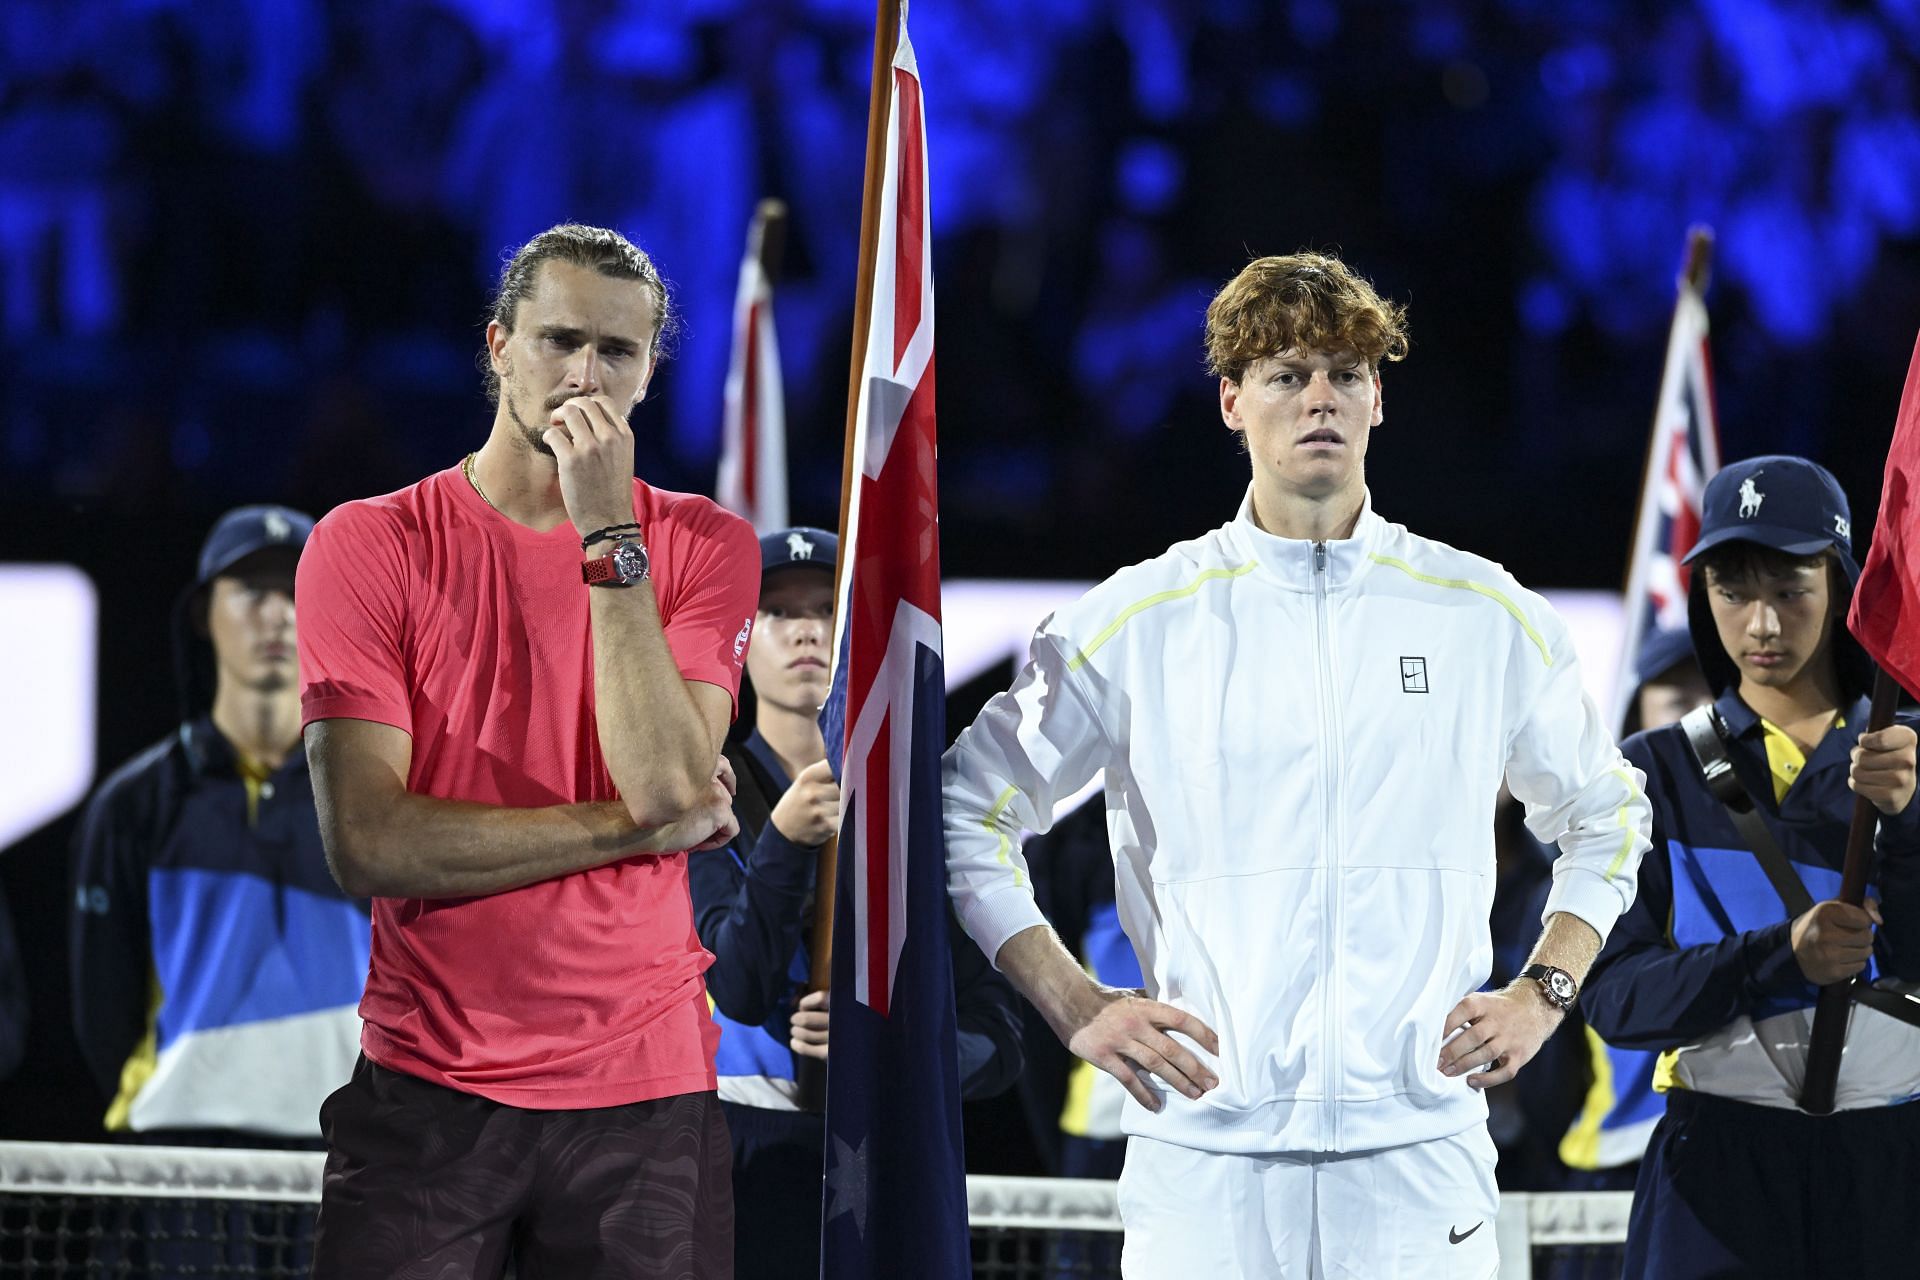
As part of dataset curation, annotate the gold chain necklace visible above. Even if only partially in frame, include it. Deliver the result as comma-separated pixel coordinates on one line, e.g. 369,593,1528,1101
462,452,505,514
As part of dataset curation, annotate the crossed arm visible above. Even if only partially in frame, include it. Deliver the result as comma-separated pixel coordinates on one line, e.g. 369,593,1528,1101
309,692,737,900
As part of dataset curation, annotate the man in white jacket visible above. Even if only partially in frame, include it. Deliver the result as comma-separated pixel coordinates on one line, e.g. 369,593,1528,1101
943,252,1652,1278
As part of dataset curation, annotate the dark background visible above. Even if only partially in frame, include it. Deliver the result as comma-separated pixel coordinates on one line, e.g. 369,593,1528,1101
3,0,1918,1168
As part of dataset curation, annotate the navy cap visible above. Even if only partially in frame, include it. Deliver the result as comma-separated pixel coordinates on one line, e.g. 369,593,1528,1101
1634,625,1698,687
1682,456,1859,582
759,526,837,577
196,504,315,586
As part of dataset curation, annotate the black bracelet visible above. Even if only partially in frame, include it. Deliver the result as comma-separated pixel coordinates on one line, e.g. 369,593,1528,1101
581,523,643,550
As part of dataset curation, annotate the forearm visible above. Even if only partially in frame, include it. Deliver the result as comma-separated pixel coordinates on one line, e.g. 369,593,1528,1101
994,923,1109,1046
590,584,716,823
1583,923,1800,1049
1577,833,1802,1048
1521,912,1603,986
321,791,707,899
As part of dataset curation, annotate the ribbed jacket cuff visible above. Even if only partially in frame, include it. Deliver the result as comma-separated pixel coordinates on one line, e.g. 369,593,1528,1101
959,885,1051,971
1543,868,1629,947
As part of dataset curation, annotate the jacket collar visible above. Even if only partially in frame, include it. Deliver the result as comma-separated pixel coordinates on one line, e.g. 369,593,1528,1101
743,728,792,790
1226,486,1386,593
1714,688,1870,754
177,714,309,780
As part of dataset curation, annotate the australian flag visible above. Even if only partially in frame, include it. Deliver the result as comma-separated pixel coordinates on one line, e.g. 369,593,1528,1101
816,22,970,1280
1610,246,1722,729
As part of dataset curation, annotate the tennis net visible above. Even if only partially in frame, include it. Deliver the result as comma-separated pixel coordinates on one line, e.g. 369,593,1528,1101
0,1141,1628,1278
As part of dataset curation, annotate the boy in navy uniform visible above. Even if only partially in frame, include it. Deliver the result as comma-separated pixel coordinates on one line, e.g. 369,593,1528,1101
691,527,1022,1279
1584,456,1920,1277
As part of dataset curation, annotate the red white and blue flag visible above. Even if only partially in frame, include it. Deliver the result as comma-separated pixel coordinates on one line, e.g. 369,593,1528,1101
1611,273,1722,729
715,205,788,533
816,23,969,1280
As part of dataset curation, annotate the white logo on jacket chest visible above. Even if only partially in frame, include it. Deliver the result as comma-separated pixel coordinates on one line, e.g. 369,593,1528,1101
1401,656,1429,694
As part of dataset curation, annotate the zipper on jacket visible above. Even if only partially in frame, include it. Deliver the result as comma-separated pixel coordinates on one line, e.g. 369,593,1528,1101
1312,540,1340,1146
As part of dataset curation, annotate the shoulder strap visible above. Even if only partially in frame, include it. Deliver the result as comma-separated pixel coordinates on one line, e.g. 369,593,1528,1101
1677,706,1816,918
723,740,778,851
1853,980,1920,1029
1677,709,1920,1032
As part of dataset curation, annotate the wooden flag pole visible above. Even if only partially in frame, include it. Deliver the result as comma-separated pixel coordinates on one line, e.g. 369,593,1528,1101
1680,223,1713,293
795,0,900,1111
1799,666,1900,1113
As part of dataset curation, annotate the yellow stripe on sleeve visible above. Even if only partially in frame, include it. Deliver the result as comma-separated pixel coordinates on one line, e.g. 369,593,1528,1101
1604,767,1643,882
984,784,1025,890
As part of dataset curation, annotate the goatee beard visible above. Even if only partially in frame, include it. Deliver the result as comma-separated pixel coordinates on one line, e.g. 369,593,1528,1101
507,400,555,457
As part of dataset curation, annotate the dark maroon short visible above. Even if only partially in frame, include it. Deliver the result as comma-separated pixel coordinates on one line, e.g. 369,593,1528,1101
311,1057,733,1280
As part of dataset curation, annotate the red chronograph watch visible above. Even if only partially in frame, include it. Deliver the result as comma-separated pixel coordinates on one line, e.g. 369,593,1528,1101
582,538,650,587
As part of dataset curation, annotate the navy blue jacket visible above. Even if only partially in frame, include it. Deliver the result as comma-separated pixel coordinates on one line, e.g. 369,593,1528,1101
690,731,1022,1103
1583,691,1920,1109
69,717,371,1134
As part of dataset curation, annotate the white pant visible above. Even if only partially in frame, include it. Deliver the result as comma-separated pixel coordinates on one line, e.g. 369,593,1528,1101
1117,1126,1500,1279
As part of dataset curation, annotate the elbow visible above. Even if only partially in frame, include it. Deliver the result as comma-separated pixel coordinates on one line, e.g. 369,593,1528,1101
324,842,380,899
960,1026,1026,1102
623,771,708,830
319,815,392,898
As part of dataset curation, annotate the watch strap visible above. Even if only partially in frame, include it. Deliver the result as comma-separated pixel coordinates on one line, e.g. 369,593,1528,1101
582,553,620,586
583,537,647,587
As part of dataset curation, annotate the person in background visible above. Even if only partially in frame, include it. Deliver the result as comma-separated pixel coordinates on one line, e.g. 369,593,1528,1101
691,525,1023,1280
70,505,369,1144
1583,456,1920,1277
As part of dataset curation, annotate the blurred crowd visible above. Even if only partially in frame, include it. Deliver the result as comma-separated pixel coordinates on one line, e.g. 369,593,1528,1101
2,0,1917,569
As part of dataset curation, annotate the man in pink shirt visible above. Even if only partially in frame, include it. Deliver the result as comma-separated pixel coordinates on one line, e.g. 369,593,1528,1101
297,223,758,1279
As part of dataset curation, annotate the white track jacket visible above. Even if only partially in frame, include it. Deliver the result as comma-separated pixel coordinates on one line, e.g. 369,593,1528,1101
944,491,1651,1155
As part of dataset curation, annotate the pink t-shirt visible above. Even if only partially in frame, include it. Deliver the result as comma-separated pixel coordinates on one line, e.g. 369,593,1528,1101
296,464,759,1109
